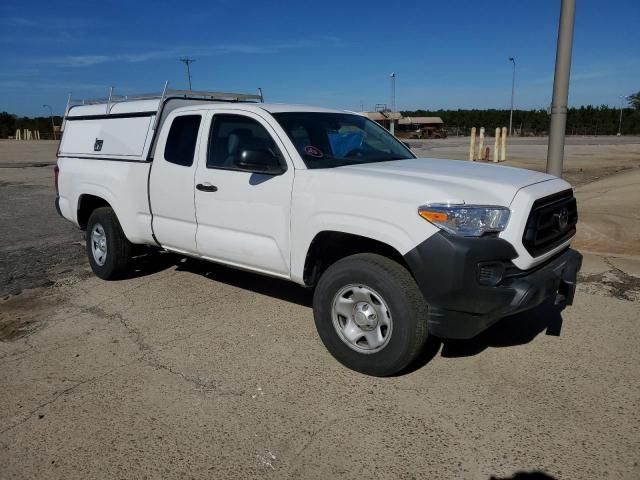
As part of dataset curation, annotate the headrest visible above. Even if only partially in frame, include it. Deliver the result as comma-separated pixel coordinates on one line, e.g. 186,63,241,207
227,128,253,154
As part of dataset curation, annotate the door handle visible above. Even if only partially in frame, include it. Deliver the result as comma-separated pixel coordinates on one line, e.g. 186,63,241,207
196,183,218,192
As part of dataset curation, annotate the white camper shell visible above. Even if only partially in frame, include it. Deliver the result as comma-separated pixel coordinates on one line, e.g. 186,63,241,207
59,87,264,161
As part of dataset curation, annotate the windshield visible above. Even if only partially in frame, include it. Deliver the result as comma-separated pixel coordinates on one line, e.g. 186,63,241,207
273,112,415,169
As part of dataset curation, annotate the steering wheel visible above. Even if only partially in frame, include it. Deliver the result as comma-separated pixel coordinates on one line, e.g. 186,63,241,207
343,148,366,158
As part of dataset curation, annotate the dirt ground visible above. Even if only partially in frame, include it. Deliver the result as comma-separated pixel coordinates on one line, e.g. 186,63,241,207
1,138,639,479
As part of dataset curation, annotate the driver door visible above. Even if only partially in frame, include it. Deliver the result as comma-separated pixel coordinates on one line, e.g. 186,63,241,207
194,110,294,277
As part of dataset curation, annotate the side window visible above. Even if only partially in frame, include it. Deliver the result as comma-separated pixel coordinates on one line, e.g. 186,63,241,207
207,114,282,169
164,115,201,166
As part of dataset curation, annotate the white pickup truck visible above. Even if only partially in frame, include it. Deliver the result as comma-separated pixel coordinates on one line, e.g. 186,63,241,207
55,87,581,376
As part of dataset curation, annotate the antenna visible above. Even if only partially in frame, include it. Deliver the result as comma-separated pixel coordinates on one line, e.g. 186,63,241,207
179,58,196,90
390,72,396,112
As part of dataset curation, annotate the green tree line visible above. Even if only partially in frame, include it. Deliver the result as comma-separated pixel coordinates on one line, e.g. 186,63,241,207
0,112,63,139
402,103,640,136
2,95,639,139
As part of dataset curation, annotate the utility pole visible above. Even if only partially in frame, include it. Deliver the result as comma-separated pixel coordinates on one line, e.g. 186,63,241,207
179,58,195,90
390,72,396,135
508,57,516,136
546,0,576,178
42,104,56,140
618,95,630,135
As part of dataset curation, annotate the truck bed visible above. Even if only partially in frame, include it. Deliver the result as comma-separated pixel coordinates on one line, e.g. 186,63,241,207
56,157,155,245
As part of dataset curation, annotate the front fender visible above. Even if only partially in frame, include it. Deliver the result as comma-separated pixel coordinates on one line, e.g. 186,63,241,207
290,211,438,284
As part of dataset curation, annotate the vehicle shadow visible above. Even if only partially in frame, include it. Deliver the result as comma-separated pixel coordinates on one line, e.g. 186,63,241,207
440,300,563,358
174,255,313,307
489,472,557,480
124,251,564,373
401,300,564,374
123,249,181,279
124,250,313,306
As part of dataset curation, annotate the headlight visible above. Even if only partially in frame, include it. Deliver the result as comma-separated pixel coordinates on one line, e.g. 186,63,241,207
418,204,510,236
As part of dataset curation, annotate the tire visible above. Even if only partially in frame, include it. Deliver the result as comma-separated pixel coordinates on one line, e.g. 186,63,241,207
313,253,429,376
86,207,132,280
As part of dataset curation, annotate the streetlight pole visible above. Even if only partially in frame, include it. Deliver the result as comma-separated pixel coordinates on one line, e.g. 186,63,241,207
42,104,56,140
508,57,516,136
546,0,576,178
179,58,195,90
390,72,396,135
618,95,630,136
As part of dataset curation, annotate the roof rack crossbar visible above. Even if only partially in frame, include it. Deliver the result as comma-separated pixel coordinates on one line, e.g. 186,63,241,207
68,82,263,107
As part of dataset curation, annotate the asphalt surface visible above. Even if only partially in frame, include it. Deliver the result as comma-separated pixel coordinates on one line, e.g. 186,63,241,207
1,141,639,479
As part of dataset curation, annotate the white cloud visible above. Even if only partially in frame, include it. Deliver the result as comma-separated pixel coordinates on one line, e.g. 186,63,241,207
0,80,111,91
39,38,344,67
531,58,640,86
3,17,36,26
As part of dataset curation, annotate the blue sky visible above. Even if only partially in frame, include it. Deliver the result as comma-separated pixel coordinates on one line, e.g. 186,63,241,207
1,0,638,116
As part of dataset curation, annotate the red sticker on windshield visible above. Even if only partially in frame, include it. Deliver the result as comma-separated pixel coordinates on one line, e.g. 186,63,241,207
304,145,323,158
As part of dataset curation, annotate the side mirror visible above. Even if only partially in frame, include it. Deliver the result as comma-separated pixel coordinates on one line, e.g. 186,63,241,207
235,149,285,175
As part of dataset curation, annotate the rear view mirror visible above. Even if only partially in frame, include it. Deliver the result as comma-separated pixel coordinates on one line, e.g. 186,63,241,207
235,149,285,175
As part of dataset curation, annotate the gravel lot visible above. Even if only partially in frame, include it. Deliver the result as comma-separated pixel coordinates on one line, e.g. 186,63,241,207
1,138,639,479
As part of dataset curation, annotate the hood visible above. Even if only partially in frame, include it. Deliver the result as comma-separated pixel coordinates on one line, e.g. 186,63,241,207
335,157,556,206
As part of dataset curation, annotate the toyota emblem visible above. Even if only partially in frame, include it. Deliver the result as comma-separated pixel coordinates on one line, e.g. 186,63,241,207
555,207,569,230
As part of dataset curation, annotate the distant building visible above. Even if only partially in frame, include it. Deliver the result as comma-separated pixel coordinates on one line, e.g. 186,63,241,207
397,116,446,138
361,112,446,138
361,111,403,132
398,116,444,128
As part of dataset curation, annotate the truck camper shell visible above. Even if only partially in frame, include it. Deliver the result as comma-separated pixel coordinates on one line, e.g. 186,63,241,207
58,84,264,162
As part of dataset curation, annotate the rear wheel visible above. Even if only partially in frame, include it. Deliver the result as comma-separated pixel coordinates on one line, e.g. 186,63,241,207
86,207,132,280
313,253,429,376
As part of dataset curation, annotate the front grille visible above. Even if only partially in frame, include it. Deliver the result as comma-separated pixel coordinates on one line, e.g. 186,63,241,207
522,189,577,257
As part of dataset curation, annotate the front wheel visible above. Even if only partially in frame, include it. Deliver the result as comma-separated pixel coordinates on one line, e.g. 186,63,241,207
313,253,429,376
86,207,132,280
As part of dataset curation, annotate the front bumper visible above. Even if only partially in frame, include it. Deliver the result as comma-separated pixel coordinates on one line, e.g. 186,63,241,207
404,232,582,339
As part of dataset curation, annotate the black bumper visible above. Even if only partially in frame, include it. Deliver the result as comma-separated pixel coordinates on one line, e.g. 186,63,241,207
404,232,582,340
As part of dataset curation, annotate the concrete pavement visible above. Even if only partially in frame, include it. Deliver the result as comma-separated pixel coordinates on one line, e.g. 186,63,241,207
1,139,639,479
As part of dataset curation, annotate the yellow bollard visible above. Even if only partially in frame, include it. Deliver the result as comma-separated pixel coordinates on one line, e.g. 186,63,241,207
500,126,507,162
469,127,476,161
494,128,500,162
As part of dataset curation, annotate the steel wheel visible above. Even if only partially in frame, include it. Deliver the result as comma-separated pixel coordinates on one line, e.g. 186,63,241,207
331,284,393,354
90,223,108,266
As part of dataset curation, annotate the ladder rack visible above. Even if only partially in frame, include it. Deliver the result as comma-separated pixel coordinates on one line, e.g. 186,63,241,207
67,82,263,107
62,82,264,132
